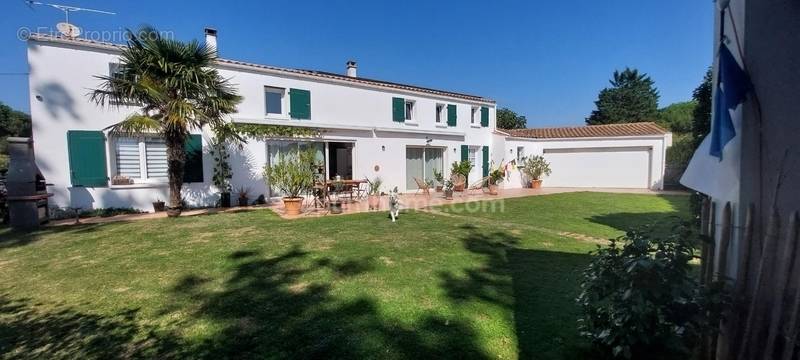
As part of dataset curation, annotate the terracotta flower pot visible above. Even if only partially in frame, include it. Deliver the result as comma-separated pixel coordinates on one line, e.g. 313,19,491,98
530,179,543,189
152,201,166,212
238,197,249,207
488,184,499,195
329,200,343,214
283,197,303,216
166,206,182,217
435,186,443,192
454,184,465,192
219,193,231,208
444,190,454,200
368,195,381,210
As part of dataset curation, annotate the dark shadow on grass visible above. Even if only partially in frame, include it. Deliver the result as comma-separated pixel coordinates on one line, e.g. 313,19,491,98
440,225,593,359
164,245,489,358
0,224,103,249
587,195,690,237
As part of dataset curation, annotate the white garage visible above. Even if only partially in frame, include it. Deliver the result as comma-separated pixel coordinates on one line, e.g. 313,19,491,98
498,122,672,190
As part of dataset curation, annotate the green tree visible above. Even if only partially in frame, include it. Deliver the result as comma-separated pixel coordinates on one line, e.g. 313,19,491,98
657,101,697,134
0,102,32,173
691,69,713,149
496,108,527,129
587,68,660,125
91,27,242,216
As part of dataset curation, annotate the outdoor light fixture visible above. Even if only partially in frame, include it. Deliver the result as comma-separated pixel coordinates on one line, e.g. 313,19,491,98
381,145,385,151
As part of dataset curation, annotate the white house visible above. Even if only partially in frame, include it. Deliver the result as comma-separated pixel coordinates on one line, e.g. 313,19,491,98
25,29,671,212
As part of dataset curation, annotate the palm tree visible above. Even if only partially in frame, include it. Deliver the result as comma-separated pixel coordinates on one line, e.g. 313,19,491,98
91,27,242,216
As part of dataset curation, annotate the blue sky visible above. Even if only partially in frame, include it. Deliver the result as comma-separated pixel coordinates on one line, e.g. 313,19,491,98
0,0,713,127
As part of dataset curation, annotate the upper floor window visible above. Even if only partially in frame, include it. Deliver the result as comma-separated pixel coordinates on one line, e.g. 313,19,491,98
265,86,286,116
471,107,479,125
404,100,415,121
435,104,445,124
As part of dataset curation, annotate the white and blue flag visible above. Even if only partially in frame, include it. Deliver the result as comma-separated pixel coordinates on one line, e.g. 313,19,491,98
680,43,751,199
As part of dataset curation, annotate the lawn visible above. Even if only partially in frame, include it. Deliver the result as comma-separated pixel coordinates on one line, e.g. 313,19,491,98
0,192,689,359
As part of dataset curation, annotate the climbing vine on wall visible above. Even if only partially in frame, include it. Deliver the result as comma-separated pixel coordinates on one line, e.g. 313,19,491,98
232,123,321,140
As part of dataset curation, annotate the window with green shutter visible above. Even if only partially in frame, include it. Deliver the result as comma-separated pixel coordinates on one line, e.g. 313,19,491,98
392,97,405,122
460,145,469,162
447,104,457,127
67,130,108,187
482,146,489,177
480,107,489,127
183,134,203,183
289,88,311,120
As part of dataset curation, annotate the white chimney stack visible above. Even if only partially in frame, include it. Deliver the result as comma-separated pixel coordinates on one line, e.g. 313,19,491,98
205,28,218,56
346,60,357,77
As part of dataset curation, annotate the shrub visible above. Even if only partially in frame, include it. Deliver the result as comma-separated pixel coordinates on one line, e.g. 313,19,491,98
520,155,551,180
577,224,728,359
450,160,473,183
263,149,317,199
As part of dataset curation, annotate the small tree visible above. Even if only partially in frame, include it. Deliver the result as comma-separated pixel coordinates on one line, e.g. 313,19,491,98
520,155,551,180
496,108,527,129
450,160,474,185
263,150,317,199
587,68,660,125
209,138,232,193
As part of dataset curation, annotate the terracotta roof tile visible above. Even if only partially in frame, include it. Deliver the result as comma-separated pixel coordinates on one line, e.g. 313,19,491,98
506,122,668,139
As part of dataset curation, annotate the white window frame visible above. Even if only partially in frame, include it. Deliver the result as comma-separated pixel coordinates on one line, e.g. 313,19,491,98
468,146,479,167
111,136,169,185
470,106,481,128
265,86,288,119
404,100,416,122
517,146,526,163
435,103,446,127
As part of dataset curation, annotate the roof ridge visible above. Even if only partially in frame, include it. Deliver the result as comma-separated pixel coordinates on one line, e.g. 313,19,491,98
27,33,494,103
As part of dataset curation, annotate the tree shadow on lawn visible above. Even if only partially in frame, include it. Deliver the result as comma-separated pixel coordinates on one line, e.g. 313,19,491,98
586,195,691,238
440,224,593,359
165,246,490,359
0,223,104,249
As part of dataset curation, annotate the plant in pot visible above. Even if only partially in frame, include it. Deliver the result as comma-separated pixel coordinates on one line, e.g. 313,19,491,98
152,198,166,212
433,169,444,192
329,178,345,214
263,149,316,216
450,160,473,192
443,179,454,200
236,186,250,207
365,177,383,210
487,163,506,195
520,155,552,189
210,138,233,208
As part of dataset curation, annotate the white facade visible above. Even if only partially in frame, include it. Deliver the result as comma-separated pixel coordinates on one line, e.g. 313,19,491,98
25,32,671,213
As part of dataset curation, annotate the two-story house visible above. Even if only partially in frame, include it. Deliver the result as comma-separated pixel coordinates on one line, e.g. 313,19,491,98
26,29,497,210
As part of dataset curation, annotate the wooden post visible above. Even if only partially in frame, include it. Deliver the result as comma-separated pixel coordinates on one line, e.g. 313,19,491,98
715,202,733,282
700,198,711,285
780,212,800,360
764,211,798,357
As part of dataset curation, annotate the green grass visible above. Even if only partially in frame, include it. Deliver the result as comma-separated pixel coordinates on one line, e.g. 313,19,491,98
0,192,688,359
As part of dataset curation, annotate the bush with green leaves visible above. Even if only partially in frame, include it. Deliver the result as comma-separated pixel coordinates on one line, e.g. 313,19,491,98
209,139,233,193
263,149,317,199
365,177,383,196
520,155,551,180
450,160,473,183
577,224,728,359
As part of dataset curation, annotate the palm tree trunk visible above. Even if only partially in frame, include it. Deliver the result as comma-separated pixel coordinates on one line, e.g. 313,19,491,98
166,134,186,217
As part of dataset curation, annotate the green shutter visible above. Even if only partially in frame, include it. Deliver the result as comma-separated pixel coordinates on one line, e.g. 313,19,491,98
447,104,457,127
392,97,405,122
289,88,311,119
67,130,108,187
460,145,469,162
482,146,489,177
480,107,489,127
183,134,203,183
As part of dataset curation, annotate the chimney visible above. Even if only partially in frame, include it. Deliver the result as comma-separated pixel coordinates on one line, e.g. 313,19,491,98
205,28,218,56
346,60,357,77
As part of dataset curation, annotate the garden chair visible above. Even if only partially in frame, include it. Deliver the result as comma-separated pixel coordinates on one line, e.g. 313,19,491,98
352,181,368,201
467,176,491,196
413,177,431,196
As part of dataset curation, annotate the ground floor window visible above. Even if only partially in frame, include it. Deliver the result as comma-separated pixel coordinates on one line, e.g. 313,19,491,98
406,147,444,190
113,136,168,182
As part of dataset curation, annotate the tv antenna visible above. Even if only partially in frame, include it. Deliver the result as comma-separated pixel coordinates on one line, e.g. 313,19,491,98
24,1,115,38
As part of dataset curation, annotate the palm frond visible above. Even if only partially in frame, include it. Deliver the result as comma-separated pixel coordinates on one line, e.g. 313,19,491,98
106,114,162,136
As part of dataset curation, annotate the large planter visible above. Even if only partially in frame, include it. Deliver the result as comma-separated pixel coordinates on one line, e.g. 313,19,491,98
435,185,443,192
368,195,381,210
152,201,166,212
238,196,249,207
454,183,465,192
219,193,231,208
166,206,182,217
444,189,454,200
488,184,499,195
283,197,303,216
530,179,543,189
329,200,343,214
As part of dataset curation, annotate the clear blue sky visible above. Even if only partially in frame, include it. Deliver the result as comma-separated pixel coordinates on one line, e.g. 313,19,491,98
0,0,713,127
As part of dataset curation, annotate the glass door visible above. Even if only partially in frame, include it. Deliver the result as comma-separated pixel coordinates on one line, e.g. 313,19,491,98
405,147,444,191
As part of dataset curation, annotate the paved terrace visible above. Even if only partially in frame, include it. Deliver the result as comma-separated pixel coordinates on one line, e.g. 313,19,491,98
48,187,688,225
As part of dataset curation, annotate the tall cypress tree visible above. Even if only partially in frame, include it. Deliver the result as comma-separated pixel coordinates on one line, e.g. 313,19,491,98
586,68,660,125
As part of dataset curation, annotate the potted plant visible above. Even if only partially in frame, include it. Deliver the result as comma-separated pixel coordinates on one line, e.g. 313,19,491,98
330,178,344,214
210,138,233,208
443,180,454,200
236,186,250,207
520,155,552,189
433,169,444,192
487,163,505,195
152,198,166,212
366,177,383,210
450,160,474,191
263,149,316,216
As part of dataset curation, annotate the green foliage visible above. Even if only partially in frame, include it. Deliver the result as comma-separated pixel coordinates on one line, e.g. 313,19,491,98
450,160,473,178
209,138,232,192
365,177,383,196
0,102,32,173
432,169,444,184
520,155,552,180
657,101,697,134
690,69,713,223
587,68,660,125
496,108,527,129
90,26,242,209
666,133,694,167
263,149,317,198
488,163,505,184
233,123,320,140
577,224,728,359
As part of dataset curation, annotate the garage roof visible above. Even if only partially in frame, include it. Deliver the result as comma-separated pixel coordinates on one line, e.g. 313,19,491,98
506,122,668,139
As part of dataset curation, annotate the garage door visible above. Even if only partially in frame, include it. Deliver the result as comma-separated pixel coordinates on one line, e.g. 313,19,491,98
542,147,652,188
